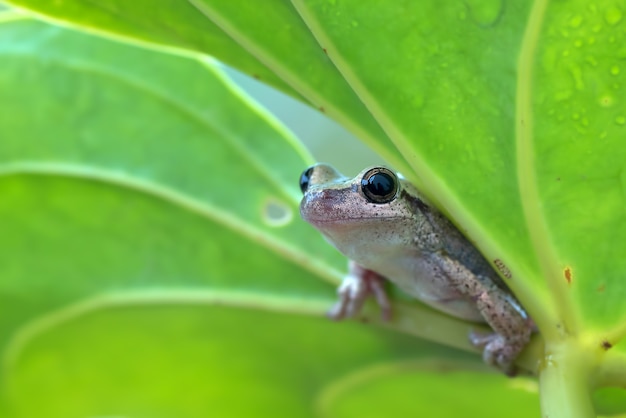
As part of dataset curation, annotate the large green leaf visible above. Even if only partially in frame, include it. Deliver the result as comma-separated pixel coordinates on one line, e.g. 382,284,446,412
0,13,333,329
187,0,411,174
287,0,626,345
4,305,540,418
533,0,626,332
3,0,303,100
3,0,411,174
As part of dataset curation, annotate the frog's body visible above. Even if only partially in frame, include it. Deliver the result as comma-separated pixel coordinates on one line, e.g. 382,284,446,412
299,164,532,375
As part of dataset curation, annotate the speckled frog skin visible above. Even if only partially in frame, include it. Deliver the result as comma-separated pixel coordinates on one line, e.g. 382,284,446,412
299,164,533,375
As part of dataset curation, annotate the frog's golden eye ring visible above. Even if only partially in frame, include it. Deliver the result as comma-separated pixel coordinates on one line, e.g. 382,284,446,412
299,166,315,194
361,167,398,204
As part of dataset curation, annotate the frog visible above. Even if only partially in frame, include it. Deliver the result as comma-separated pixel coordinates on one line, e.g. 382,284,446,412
299,163,533,375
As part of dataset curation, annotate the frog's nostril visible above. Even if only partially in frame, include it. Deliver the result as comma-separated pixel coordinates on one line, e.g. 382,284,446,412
299,166,315,194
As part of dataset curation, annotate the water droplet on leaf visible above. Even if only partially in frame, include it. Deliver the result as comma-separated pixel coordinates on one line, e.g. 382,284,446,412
605,7,623,25
599,95,614,107
569,15,583,28
464,0,503,26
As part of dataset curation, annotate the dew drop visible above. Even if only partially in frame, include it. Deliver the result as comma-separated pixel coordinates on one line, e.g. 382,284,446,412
351,20,359,27
554,90,573,101
605,7,623,25
569,66,585,90
569,15,583,28
611,65,620,75
600,95,614,107
574,39,583,47
616,116,626,125
464,0,503,26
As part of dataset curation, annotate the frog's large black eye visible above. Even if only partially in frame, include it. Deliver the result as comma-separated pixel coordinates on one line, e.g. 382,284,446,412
299,166,315,194
361,167,398,204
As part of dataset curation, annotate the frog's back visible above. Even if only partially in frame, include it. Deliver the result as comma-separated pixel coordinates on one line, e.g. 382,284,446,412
401,187,506,290
427,207,507,289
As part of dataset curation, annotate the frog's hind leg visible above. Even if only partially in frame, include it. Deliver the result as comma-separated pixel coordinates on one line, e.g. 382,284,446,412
327,261,392,321
468,281,533,376
435,252,533,376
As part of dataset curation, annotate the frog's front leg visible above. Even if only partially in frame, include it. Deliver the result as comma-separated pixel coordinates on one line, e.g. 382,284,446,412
435,253,533,376
328,261,392,321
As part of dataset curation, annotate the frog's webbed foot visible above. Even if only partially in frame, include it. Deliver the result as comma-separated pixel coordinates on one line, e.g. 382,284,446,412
469,285,532,376
469,330,522,377
327,261,391,321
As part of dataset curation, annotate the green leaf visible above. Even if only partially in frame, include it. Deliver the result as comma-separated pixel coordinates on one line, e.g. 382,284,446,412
187,0,411,174
5,305,539,418
0,16,334,415
290,0,548,323
3,0,303,101
0,13,339,316
287,0,626,346
533,1,626,333
4,0,413,175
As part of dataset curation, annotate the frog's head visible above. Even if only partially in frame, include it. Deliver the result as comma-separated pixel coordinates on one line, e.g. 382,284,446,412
299,163,427,258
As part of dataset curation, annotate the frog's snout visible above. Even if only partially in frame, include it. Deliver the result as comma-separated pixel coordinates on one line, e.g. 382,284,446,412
299,187,346,226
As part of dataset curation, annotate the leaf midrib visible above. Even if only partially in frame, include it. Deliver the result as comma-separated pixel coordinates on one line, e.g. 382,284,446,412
515,0,576,339
0,162,344,286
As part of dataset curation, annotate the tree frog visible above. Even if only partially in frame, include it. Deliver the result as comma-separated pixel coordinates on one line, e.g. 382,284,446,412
299,163,533,375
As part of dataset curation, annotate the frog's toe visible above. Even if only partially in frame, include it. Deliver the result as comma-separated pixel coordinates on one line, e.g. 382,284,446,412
327,273,367,320
468,329,494,348
470,332,518,376
326,300,348,320
326,270,391,321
